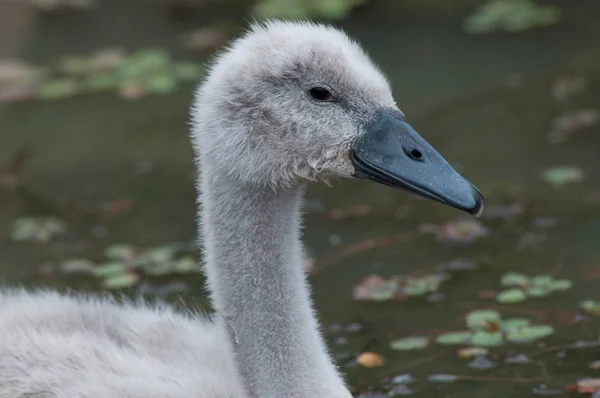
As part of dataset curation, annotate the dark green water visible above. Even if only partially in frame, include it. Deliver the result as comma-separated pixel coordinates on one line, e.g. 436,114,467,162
1,0,600,396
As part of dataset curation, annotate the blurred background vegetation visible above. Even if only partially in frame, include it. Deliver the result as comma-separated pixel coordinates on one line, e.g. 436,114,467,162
1,0,600,396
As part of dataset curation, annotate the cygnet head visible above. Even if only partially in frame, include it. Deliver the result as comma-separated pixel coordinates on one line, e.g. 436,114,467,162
192,20,484,215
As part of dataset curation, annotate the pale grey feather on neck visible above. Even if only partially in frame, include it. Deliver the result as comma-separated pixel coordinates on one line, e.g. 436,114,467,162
192,20,397,398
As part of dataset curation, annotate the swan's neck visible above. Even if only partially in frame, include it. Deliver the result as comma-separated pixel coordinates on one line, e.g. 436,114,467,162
199,167,350,398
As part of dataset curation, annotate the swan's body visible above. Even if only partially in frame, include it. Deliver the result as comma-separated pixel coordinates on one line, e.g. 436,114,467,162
0,290,244,397
0,21,483,398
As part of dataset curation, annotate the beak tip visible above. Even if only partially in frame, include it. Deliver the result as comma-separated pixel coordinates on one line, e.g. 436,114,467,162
467,186,485,218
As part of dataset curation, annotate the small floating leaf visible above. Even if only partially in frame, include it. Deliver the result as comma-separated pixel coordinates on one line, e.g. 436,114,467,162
471,331,503,347
496,288,527,304
92,262,126,277
531,275,553,286
104,244,136,261
436,331,472,345
466,310,501,328
103,271,140,289
390,336,429,351
173,63,203,81
57,56,90,75
507,325,554,342
145,74,177,94
548,279,573,291
543,166,584,187
59,258,95,274
526,286,549,297
39,78,80,100
174,256,200,273
501,272,529,287
428,374,458,382
502,318,530,331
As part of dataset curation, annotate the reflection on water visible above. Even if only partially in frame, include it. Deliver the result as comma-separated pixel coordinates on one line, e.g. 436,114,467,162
1,1,600,396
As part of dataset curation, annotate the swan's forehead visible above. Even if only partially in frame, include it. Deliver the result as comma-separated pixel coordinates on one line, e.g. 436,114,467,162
239,22,395,106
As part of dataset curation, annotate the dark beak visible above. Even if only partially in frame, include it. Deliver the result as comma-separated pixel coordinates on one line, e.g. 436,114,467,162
350,109,484,217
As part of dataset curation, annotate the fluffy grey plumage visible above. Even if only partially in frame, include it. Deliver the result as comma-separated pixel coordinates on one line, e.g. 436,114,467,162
0,20,400,397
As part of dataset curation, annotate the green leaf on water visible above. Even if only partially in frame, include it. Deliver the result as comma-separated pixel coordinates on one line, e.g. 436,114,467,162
57,56,90,75
390,336,429,351
428,374,458,382
173,63,203,81
531,275,553,286
500,272,529,287
174,256,200,273
85,73,119,92
542,166,584,187
103,271,140,289
39,78,80,100
59,258,95,274
145,73,177,94
92,262,126,277
471,331,503,347
143,262,175,276
136,245,177,265
10,218,39,241
104,244,136,261
507,325,554,342
436,331,472,345
502,318,531,331
466,310,501,328
132,49,171,72
496,288,527,304
526,286,549,297
548,279,572,291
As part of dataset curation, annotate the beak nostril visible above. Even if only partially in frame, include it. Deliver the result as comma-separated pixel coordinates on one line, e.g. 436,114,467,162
404,147,423,161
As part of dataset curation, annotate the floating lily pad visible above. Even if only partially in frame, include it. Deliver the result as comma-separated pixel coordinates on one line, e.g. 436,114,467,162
496,288,527,304
11,216,66,242
59,258,95,274
57,56,90,75
390,336,429,351
464,0,561,34
497,272,572,303
466,310,501,328
501,272,529,287
39,78,80,100
92,262,127,277
436,331,472,345
104,244,136,261
353,273,448,301
471,331,503,347
103,271,140,290
502,318,531,331
581,300,600,315
543,166,584,187
174,256,200,273
507,325,554,342
145,74,177,94
85,73,119,92
173,63,204,81
428,374,458,383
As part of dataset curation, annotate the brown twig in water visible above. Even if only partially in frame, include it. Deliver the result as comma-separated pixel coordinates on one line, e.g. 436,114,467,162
312,232,415,272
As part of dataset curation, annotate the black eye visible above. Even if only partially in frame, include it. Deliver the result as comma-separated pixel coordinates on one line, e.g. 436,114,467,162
308,87,334,102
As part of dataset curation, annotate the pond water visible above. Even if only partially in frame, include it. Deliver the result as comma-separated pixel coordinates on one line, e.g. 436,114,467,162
1,0,600,396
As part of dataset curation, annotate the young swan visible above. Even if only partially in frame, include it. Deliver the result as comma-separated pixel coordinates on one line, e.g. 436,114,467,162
0,21,483,398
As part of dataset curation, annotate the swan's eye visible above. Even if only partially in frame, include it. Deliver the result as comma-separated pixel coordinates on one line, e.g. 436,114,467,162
308,87,334,102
